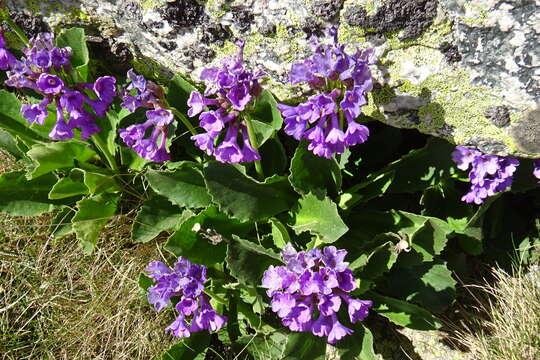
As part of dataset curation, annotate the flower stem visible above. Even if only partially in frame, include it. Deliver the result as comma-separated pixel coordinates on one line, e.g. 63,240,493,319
91,135,119,172
244,114,265,180
170,108,198,137
3,14,29,45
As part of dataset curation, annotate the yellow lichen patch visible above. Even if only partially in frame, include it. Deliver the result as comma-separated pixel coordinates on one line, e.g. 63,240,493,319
413,69,514,148
139,0,160,11
462,3,489,27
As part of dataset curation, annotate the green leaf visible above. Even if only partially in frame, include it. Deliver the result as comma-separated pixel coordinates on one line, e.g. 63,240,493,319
241,332,288,360
384,261,457,313
165,206,250,266
56,28,89,80
48,170,89,199
289,142,341,196
350,233,399,280
83,170,120,194
291,193,348,244
0,171,62,216
283,332,326,360
250,90,283,147
378,138,457,194
167,74,198,115
50,206,75,238
0,90,47,143
203,161,297,222
132,195,187,243
259,137,287,176
93,107,121,159
226,235,282,286
72,193,119,254
339,171,394,209
146,163,212,209
161,332,210,360
0,129,24,159
27,141,97,179
397,218,452,267
346,209,449,244
269,218,291,249
120,145,150,170
334,323,378,360
138,273,153,293
368,292,443,330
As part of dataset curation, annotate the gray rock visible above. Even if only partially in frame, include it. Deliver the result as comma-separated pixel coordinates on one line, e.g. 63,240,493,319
6,0,540,157
484,106,510,127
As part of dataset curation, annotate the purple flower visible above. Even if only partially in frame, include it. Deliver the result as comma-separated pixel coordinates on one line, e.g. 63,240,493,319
347,298,373,323
118,108,173,162
188,40,265,163
0,32,16,70
93,76,116,103
0,48,15,70
2,32,114,141
50,47,72,68
146,108,174,126
279,26,374,158
261,244,372,344
21,98,51,125
30,49,52,70
36,73,64,94
120,69,160,111
49,111,74,140
533,159,540,183
452,146,520,204
118,70,174,162
145,257,227,339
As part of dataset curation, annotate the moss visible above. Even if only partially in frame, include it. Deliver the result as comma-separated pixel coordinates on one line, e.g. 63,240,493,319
139,0,160,11
132,54,172,83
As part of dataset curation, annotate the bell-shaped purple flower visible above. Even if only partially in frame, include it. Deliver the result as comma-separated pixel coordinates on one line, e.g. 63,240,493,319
21,98,51,125
36,73,64,94
93,76,116,103
347,298,373,323
188,40,264,163
261,244,371,344
534,159,540,183
166,316,191,338
0,48,16,70
145,257,227,339
452,146,520,204
279,26,373,158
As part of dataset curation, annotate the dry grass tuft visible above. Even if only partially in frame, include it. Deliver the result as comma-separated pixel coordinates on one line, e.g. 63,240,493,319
0,212,176,360
455,265,540,360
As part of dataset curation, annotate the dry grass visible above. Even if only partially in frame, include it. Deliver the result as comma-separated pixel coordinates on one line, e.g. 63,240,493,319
455,265,540,360
0,151,176,360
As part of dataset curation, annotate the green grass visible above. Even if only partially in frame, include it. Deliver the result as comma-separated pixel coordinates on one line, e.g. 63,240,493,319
454,265,540,360
0,152,176,360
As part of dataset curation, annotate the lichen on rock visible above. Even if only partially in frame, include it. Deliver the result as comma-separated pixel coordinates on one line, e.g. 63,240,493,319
5,0,539,157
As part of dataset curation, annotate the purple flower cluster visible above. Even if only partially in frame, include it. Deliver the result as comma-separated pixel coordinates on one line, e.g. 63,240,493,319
452,146,520,204
3,32,115,140
187,40,264,163
262,244,372,344
0,32,16,70
145,257,227,338
534,159,540,183
118,70,174,162
278,27,374,159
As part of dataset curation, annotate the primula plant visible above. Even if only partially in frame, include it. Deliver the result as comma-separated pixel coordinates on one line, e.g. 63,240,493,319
0,19,539,359
278,27,373,159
